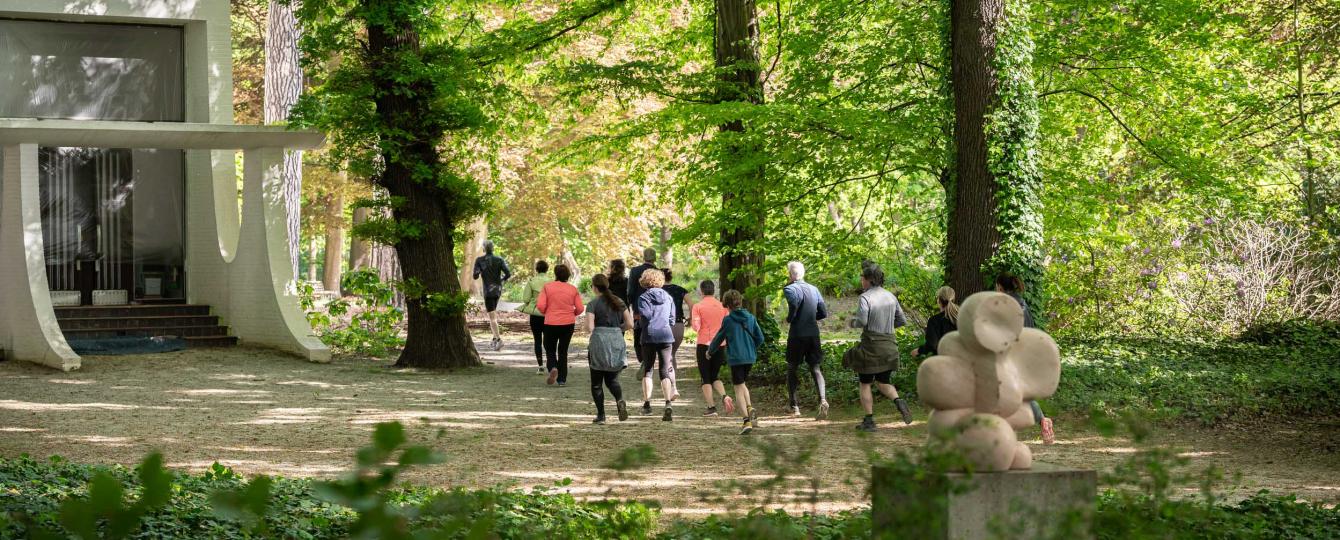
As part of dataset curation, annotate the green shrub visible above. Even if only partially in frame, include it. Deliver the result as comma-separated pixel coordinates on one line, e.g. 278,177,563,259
747,333,1340,424
0,422,655,539
1238,318,1340,348
300,269,406,357
658,509,870,540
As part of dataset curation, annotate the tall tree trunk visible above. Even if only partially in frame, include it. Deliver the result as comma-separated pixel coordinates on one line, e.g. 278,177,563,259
945,0,1004,299
714,0,767,315
307,236,319,282
458,217,487,296
349,206,371,270
367,3,479,369
659,219,674,269
264,0,304,278
322,193,345,293
945,0,1044,305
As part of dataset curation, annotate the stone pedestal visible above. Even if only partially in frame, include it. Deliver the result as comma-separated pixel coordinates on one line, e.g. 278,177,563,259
871,462,1096,540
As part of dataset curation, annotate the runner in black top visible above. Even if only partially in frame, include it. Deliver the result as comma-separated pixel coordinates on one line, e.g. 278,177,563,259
473,240,512,351
661,268,689,401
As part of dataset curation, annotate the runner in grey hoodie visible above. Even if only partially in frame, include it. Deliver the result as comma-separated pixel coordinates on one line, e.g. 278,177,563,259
636,269,679,421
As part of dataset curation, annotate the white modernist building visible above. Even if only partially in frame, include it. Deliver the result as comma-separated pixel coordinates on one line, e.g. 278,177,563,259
0,0,330,369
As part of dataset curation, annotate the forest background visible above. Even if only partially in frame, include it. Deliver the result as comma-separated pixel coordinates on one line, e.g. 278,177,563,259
231,0,1340,343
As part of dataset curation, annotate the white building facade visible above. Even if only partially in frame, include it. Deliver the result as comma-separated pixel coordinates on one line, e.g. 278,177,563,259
0,0,329,369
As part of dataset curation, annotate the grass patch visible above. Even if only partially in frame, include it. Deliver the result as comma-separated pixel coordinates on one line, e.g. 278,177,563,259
747,335,1340,424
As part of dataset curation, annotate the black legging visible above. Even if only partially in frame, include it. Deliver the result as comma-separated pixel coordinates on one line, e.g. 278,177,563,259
543,324,575,384
787,362,827,408
590,369,624,418
528,315,545,366
639,343,676,382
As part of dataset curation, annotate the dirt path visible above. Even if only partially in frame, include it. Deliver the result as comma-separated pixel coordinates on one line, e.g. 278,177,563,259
1,328,1337,515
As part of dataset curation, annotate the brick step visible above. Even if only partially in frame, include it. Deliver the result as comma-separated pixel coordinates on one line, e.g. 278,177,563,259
57,315,220,331
186,336,238,348
61,326,230,339
54,305,212,319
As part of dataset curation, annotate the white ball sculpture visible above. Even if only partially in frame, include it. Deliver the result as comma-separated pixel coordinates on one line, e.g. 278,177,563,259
916,291,1060,472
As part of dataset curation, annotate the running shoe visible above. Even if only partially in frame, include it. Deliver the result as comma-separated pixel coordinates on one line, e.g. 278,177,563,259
790,406,801,417
616,400,629,422
702,407,719,417
816,401,830,420
641,401,653,415
1041,417,1056,445
492,337,502,351
546,369,558,385
857,418,877,432
749,407,759,429
592,417,606,425
894,398,913,425
536,365,546,375
723,396,736,415
662,407,673,422
739,418,753,435
557,382,566,387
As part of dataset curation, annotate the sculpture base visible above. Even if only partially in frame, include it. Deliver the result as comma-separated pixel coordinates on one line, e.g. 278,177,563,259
871,462,1096,540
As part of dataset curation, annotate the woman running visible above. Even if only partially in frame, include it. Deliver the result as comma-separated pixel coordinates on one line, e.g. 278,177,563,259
608,259,630,310
707,290,764,435
519,260,551,373
586,274,632,424
660,268,688,399
691,280,733,417
995,273,1055,445
537,264,584,387
911,286,959,358
635,269,679,420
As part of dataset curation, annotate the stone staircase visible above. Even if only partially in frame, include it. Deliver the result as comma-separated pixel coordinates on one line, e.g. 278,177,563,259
54,304,237,348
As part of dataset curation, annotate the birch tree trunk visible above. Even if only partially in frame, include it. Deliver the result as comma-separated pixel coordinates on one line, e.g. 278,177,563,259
265,0,304,279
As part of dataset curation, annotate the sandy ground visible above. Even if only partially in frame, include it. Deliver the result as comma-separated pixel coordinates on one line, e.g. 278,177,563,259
1,324,1338,515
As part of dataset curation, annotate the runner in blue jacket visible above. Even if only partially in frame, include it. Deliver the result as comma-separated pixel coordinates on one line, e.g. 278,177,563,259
708,290,765,435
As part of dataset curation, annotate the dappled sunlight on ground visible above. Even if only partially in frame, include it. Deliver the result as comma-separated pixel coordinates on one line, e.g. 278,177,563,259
1,334,1337,514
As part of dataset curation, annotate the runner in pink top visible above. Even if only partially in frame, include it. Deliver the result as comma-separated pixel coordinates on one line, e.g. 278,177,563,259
537,265,584,386
690,280,734,416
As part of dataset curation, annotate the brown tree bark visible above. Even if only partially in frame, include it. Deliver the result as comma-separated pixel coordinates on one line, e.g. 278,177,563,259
945,0,1005,298
322,193,345,293
714,0,767,315
458,217,487,296
659,219,674,269
349,206,371,270
264,0,304,278
366,3,479,369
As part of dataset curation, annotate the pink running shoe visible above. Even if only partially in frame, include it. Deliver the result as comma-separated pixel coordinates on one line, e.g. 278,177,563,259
723,396,736,415
1041,417,1056,445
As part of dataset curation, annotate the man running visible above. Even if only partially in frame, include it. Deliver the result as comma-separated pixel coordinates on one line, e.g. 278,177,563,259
843,263,914,430
783,260,830,419
472,239,512,351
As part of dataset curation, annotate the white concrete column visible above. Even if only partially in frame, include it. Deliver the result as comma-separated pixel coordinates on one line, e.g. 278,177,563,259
183,149,234,315
228,147,329,362
0,144,79,370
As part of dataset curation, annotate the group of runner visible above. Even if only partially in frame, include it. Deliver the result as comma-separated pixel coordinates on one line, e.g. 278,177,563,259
475,243,1055,441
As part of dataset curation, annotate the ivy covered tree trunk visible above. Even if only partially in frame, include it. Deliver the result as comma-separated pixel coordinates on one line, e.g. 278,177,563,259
365,5,479,369
714,0,767,315
944,0,1044,307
